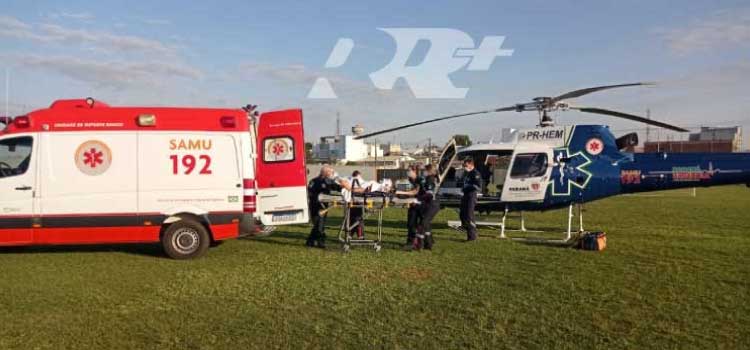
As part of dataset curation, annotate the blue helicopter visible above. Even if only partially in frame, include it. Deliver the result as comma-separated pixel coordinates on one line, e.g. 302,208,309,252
356,83,750,240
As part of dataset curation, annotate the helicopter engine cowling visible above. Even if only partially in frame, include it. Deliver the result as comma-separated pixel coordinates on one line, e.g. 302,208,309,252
616,132,639,151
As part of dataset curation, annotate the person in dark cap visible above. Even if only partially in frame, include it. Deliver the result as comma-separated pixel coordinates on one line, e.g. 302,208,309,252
460,158,482,241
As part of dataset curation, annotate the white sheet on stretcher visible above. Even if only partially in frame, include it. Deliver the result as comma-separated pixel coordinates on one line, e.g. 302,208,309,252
340,178,392,203
318,193,416,205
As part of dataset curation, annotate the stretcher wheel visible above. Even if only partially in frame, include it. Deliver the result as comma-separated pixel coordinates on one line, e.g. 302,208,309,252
342,244,351,253
374,244,382,253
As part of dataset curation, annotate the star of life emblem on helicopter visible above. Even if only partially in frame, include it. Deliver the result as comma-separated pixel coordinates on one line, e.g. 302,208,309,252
75,140,112,176
585,138,604,156
551,148,593,196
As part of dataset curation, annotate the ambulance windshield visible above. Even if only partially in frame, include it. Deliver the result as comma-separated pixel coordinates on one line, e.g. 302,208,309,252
0,136,33,178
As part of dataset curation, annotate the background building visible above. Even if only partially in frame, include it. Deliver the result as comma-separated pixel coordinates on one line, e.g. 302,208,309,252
312,125,384,163
643,126,742,153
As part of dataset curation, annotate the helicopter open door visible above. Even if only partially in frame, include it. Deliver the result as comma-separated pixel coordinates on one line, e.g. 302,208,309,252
501,144,553,202
435,139,457,191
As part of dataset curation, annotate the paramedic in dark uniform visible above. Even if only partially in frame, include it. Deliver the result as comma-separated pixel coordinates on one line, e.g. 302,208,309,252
395,165,425,250
460,158,482,241
306,166,351,248
417,164,440,250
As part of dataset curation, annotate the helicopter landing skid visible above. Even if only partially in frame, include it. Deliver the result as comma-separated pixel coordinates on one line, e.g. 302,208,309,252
447,210,543,235
506,203,584,243
508,203,584,244
447,204,584,243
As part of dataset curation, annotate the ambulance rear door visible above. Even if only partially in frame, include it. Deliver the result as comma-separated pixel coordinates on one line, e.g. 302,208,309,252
255,109,309,225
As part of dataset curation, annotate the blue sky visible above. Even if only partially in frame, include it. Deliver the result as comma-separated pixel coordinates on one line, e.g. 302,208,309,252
1,0,749,146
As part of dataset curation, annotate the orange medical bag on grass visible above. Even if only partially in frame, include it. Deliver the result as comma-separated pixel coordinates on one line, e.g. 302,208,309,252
579,232,607,251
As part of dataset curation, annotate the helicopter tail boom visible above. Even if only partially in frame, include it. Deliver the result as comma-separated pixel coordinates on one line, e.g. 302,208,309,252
620,152,750,194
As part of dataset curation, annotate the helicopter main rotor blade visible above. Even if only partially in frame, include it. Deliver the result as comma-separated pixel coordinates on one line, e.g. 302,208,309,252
354,106,517,140
553,82,654,103
570,106,688,132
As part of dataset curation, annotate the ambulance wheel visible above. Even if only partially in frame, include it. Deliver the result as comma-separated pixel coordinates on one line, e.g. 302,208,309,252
162,219,210,260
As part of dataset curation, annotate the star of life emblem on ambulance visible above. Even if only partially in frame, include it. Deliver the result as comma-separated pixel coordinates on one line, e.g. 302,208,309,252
75,140,112,176
264,138,293,162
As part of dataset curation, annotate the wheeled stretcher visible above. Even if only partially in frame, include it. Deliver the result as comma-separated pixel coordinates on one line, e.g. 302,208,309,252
318,192,417,252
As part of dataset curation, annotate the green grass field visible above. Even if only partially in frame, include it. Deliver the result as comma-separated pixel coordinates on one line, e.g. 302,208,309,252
1,186,749,349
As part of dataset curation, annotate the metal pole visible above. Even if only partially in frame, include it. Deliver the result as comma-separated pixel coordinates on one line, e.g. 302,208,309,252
374,138,378,181
5,68,8,119
645,108,650,143
428,137,431,164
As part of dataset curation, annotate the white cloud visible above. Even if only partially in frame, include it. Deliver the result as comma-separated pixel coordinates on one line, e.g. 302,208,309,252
0,15,175,55
237,61,402,96
49,12,95,21
239,62,319,85
0,15,30,30
2,54,202,89
140,18,171,25
0,15,49,41
662,9,750,54
39,23,175,54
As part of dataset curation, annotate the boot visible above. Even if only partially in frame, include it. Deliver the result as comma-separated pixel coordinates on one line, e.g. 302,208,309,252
424,233,434,250
402,236,414,251
317,233,327,249
413,235,424,251
305,232,317,248
305,238,316,247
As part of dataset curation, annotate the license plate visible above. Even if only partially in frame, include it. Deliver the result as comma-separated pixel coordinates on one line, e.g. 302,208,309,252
272,212,298,223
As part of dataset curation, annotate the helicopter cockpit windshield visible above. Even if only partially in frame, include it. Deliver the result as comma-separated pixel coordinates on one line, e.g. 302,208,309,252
510,153,548,178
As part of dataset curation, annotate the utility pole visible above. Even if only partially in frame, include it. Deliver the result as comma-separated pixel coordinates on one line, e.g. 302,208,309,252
335,111,341,137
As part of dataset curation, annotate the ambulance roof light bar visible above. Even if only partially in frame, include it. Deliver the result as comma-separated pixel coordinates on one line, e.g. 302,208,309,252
13,115,30,128
137,114,156,127
220,116,236,128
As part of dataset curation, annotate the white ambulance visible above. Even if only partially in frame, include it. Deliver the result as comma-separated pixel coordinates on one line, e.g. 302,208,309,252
0,98,309,259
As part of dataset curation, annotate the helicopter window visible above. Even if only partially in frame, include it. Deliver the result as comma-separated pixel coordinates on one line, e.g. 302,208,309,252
510,153,548,179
